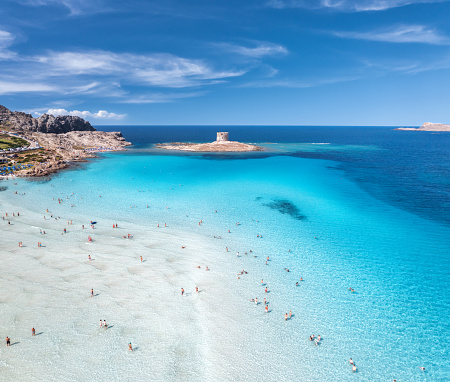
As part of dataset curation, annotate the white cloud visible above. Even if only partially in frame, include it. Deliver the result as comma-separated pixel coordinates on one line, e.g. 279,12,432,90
333,25,450,45
0,80,60,95
0,29,17,60
239,75,360,88
34,50,246,88
0,30,14,48
267,0,448,11
43,108,126,119
119,91,207,104
21,0,108,16
218,42,288,58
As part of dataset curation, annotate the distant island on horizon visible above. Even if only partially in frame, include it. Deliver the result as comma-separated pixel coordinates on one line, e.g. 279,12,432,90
395,122,450,132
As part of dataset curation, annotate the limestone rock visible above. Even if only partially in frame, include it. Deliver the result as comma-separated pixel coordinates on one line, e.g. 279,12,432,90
0,104,94,133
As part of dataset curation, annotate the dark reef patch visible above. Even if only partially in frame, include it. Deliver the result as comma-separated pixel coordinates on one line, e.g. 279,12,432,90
263,199,306,220
255,196,262,201
0,186,7,192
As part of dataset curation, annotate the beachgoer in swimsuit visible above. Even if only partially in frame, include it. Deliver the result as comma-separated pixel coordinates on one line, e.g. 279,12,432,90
128,343,133,351
32,328,35,336
181,288,185,296
6,337,10,346
91,289,94,297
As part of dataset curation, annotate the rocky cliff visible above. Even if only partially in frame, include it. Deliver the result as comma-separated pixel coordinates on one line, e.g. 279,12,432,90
0,105,95,133
0,104,131,178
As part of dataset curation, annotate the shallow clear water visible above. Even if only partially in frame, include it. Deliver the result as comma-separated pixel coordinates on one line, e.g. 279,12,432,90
2,126,449,381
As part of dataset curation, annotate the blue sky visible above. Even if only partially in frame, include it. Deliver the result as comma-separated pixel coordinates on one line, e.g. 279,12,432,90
1,0,450,125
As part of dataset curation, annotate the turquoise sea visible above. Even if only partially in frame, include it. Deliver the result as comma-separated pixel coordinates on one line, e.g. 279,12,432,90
8,126,450,381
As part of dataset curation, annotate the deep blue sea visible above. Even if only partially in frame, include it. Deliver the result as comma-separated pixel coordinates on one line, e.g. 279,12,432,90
101,125,450,227
16,125,450,380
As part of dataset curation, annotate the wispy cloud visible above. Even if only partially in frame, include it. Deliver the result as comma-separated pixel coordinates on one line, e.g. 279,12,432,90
0,80,60,95
20,0,109,16
267,0,448,12
33,50,246,88
119,91,208,104
239,75,360,88
333,25,450,44
34,108,126,119
216,42,288,58
0,29,17,60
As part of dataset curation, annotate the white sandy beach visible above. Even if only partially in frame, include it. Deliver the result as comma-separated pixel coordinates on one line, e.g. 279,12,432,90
0,179,312,382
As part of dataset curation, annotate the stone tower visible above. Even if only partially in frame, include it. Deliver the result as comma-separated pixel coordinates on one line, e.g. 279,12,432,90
216,132,229,142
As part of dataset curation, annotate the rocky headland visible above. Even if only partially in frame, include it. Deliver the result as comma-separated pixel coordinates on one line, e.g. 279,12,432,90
0,105,131,177
395,122,450,131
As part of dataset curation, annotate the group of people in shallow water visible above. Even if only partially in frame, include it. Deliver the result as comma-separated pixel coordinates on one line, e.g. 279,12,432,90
2,195,428,376
309,334,322,346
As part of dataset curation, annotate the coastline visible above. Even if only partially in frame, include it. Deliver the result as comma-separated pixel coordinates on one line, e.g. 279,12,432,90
1,138,449,381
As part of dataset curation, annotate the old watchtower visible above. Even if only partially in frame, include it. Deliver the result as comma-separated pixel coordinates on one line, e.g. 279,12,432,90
216,132,229,142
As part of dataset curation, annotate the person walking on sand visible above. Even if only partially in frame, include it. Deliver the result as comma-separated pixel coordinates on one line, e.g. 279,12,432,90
32,328,35,336
128,343,133,351
195,286,198,293
100,320,103,327
6,337,10,346
88,255,91,261
181,288,185,296
91,288,94,297
140,256,143,262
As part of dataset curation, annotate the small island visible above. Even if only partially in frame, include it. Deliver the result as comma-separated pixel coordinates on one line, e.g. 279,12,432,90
395,122,450,131
157,132,264,152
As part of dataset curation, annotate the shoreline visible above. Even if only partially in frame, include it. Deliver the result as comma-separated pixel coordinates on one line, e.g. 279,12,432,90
0,177,303,381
